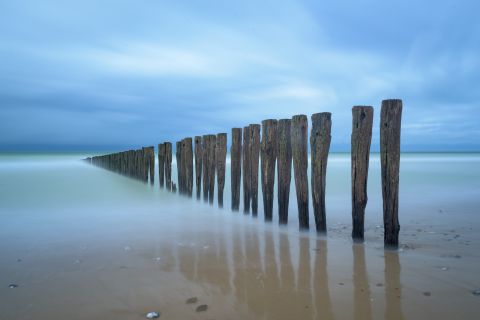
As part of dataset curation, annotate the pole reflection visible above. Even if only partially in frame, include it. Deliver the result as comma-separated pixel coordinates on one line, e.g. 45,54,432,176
159,226,405,320
353,244,372,320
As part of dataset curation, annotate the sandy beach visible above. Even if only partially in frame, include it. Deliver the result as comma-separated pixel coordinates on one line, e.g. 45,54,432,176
1,153,479,319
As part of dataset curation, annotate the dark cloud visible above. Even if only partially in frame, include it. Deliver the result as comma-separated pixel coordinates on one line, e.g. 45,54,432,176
0,0,479,151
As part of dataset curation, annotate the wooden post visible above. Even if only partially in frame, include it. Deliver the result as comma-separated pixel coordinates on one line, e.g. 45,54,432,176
249,124,261,215
158,143,165,188
144,147,151,183
242,126,251,213
277,119,292,224
176,141,183,194
208,134,216,204
147,146,155,185
165,142,172,190
381,99,402,248
194,136,203,199
183,138,194,197
216,133,227,208
202,135,209,202
261,119,277,221
291,115,309,229
231,128,242,211
310,112,331,233
351,106,373,241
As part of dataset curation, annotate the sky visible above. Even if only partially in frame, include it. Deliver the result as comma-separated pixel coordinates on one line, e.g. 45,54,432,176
0,0,479,152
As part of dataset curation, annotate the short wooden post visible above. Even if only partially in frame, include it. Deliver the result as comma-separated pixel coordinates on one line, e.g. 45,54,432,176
194,136,203,199
202,135,209,202
261,119,277,221
184,138,193,197
231,128,242,211
291,115,309,229
176,141,183,193
216,133,227,207
165,142,172,190
158,143,165,188
310,112,331,233
147,146,155,185
351,106,373,241
207,134,217,204
249,124,261,215
277,119,292,224
142,147,149,183
242,126,251,213
381,99,402,248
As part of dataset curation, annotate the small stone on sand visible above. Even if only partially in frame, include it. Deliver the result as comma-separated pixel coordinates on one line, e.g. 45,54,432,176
376,283,384,287
472,289,480,296
186,297,198,304
423,291,431,297
196,304,208,312
145,311,160,319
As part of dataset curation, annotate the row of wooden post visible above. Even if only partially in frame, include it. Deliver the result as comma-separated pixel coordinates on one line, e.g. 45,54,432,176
85,99,402,248
86,147,155,184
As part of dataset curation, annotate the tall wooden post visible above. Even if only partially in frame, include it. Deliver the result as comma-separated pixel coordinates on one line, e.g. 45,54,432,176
310,112,331,233
277,119,292,224
183,138,193,197
291,115,309,229
216,133,227,208
351,106,373,241
249,124,261,215
381,99,402,248
158,143,165,188
165,142,172,190
231,128,242,211
261,119,277,221
194,136,203,199
242,126,251,213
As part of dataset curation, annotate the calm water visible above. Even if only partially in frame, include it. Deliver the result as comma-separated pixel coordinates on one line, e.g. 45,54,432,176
0,153,479,319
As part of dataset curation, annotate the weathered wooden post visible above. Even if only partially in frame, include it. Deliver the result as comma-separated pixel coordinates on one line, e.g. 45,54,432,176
381,99,402,248
250,124,261,215
216,133,227,208
165,142,172,190
291,115,309,229
311,112,331,233
147,146,155,185
351,106,373,241
242,126,251,213
142,147,149,183
194,136,203,199
176,141,183,193
277,119,292,224
231,128,242,211
261,119,277,221
207,134,217,204
138,149,142,181
202,135,209,202
158,143,165,188
184,138,193,197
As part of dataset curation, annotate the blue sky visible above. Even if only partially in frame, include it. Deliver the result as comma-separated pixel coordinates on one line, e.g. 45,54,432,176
0,0,479,151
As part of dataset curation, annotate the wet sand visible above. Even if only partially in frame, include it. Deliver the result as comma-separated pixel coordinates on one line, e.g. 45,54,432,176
1,154,479,319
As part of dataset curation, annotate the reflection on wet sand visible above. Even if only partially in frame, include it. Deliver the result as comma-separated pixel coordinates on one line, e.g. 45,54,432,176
313,239,335,320
157,225,410,320
385,251,405,320
353,244,372,320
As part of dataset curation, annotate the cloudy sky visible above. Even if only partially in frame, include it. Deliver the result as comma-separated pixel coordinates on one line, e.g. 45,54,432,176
1,0,479,151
